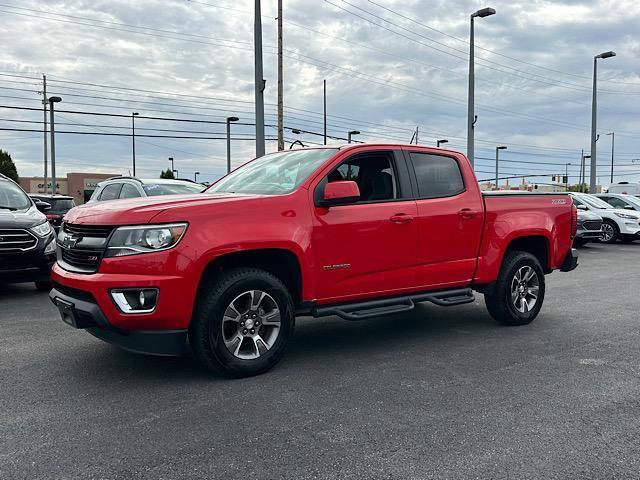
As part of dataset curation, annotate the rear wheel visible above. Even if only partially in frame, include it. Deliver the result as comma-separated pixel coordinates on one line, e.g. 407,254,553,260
485,251,545,326
600,220,619,243
189,268,295,378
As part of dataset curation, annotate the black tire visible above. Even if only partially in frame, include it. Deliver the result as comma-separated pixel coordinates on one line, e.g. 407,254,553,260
189,268,295,378
34,280,52,292
600,220,619,244
484,251,546,326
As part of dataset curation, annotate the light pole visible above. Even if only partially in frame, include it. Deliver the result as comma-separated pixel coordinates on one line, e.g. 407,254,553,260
254,0,266,157
169,157,174,173
226,116,239,174
194,171,200,183
348,130,360,144
590,51,616,192
437,139,449,148
495,146,507,189
606,132,615,183
131,112,139,176
565,163,571,191
48,96,62,195
581,154,591,192
467,7,496,168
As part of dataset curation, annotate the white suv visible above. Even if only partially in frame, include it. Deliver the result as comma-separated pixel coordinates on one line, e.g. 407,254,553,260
88,177,203,203
569,193,640,244
596,193,640,213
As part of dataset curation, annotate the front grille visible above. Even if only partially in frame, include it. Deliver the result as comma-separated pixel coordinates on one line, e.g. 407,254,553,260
0,229,37,253
63,223,114,238
583,220,602,231
61,248,103,270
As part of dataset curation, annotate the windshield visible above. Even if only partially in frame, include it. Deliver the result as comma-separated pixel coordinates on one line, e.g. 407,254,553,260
208,148,339,195
0,180,32,211
142,182,204,196
579,195,614,209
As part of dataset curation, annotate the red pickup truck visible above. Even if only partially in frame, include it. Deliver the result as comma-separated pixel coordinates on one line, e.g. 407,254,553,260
50,145,578,377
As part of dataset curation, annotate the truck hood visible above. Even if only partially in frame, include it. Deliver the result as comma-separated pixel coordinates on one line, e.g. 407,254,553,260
64,193,262,225
0,206,47,229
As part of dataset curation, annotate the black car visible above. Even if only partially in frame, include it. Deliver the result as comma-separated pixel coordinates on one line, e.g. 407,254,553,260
28,194,76,230
0,174,57,290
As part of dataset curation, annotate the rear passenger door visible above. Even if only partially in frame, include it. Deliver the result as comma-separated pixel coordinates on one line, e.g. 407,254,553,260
405,150,484,289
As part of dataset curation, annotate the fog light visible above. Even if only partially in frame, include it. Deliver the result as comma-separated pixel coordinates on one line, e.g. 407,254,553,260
110,288,158,313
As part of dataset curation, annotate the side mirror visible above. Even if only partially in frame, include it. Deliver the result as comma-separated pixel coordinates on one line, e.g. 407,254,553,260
319,181,360,207
35,200,51,212
576,204,588,211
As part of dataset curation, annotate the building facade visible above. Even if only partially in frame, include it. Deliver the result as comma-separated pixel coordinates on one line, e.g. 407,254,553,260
19,172,119,204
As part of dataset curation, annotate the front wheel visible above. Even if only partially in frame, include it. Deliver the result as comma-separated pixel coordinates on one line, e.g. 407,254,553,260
485,251,546,326
600,220,619,244
189,268,295,378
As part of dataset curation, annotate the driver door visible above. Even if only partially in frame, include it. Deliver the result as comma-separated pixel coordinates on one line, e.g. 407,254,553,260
311,149,418,303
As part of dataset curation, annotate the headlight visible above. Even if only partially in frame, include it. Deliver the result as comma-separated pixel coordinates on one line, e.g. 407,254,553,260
105,223,187,257
614,212,639,220
44,238,56,254
31,221,52,237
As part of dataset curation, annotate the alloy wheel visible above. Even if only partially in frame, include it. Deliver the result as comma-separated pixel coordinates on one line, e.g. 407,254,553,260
601,223,615,242
510,266,539,313
221,290,281,360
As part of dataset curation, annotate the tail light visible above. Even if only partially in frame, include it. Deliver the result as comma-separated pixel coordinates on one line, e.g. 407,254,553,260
570,204,578,239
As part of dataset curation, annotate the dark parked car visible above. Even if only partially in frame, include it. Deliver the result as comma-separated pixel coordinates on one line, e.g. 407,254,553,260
29,194,76,230
0,174,57,290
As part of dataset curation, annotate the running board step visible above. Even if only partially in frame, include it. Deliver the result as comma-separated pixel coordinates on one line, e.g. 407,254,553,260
313,288,475,321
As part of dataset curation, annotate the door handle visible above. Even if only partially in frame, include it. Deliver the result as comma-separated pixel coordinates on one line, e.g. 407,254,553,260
458,208,476,219
390,213,414,224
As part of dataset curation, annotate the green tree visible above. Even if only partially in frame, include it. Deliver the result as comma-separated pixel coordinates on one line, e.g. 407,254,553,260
0,149,19,182
160,168,175,179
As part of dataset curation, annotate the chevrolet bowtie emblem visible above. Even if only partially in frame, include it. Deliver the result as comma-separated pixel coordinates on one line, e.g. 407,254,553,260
62,234,81,248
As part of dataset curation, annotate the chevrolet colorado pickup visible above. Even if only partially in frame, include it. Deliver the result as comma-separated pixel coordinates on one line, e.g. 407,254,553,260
50,145,578,377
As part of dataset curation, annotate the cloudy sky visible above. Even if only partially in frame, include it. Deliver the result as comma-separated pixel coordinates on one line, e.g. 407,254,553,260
0,0,639,186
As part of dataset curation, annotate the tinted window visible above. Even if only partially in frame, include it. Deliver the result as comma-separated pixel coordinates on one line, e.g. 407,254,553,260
410,153,464,198
602,196,626,209
142,183,203,196
120,183,141,199
326,152,397,202
99,183,122,201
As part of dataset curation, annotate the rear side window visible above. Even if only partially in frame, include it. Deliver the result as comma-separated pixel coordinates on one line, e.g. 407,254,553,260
120,183,141,199
409,153,464,198
99,183,122,201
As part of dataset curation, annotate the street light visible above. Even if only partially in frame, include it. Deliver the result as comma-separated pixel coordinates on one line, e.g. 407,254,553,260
467,7,496,168
590,51,616,192
48,96,62,195
168,157,174,173
581,154,591,192
436,139,449,148
606,132,615,183
131,112,139,176
348,130,360,144
495,146,507,188
226,116,239,174
194,171,200,183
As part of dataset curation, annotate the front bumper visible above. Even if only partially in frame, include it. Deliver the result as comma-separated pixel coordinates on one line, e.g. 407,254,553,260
560,248,579,272
576,228,602,240
49,285,188,356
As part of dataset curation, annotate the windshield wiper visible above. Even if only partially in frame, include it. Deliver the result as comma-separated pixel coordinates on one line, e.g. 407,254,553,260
0,205,18,211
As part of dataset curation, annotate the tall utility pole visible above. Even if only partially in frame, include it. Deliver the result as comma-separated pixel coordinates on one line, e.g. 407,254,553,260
323,79,327,145
590,51,616,193
48,96,62,195
276,0,284,151
415,126,419,145
467,7,496,168
42,75,48,194
606,131,615,183
254,0,266,157
495,146,507,188
226,116,239,173
131,112,139,176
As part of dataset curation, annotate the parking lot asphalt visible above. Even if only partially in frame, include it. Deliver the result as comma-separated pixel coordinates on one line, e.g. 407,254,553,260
1,242,640,480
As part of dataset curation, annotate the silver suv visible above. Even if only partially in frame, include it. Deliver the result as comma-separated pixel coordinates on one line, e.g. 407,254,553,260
574,210,603,247
88,177,204,203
